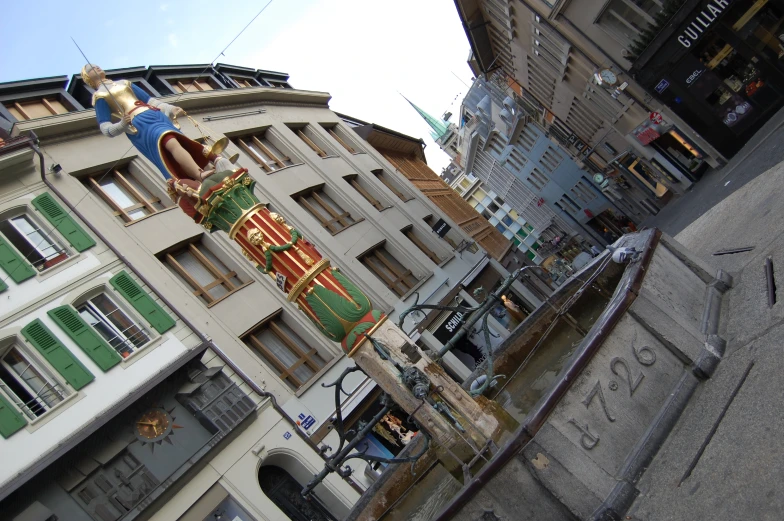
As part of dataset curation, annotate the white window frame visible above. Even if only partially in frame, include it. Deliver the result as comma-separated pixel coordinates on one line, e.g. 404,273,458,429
76,293,153,359
0,213,70,272
0,343,68,421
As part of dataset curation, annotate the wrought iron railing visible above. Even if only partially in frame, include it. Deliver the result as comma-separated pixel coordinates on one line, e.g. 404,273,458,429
0,380,67,420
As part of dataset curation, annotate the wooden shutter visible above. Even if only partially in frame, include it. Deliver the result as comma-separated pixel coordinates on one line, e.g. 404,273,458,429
0,234,36,283
31,193,96,252
48,305,122,371
110,271,175,334
0,393,27,438
21,319,94,390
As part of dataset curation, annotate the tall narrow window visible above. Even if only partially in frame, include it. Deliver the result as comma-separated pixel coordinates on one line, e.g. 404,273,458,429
402,226,441,264
86,168,165,223
541,147,563,173
0,345,67,420
360,243,419,296
321,124,359,154
287,125,334,158
0,214,69,272
164,241,249,305
234,130,295,172
77,294,152,359
244,318,329,390
372,169,412,202
344,175,387,211
296,187,358,234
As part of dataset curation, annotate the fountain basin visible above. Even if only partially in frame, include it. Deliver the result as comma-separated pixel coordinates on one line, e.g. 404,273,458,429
436,229,732,520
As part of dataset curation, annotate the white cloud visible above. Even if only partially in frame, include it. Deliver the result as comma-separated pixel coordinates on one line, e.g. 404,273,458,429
233,0,473,173
168,33,179,47
160,3,169,10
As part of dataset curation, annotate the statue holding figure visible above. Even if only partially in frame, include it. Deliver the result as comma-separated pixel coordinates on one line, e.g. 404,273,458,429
82,64,232,182
84,64,384,354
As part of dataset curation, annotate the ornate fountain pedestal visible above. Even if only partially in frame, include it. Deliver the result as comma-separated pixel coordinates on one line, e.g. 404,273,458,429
168,169,515,476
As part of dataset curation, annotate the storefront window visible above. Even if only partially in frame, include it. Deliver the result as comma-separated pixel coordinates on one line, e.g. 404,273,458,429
696,37,756,129
617,154,669,197
687,30,781,133
728,0,784,65
653,130,705,174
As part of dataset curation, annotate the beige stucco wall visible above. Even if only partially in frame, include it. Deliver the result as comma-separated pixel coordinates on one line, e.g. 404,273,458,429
6,85,489,515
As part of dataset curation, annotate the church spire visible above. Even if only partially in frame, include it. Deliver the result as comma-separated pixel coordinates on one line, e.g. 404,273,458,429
401,95,451,142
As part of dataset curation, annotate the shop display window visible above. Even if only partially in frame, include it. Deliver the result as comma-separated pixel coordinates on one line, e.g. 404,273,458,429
728,0,784,64
653,131,705,174
690,33,775,131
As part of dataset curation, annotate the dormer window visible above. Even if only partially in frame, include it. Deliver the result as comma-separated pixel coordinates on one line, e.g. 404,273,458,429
5,97,70,121
169,77,218,93
231,76,260,88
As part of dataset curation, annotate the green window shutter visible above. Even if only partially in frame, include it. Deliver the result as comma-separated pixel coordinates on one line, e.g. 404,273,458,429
0,277,8,293
21,319,94,390
48,305,122,371
0,393,27,438
110,271,175,334
0,234,36,283
31,193,96,252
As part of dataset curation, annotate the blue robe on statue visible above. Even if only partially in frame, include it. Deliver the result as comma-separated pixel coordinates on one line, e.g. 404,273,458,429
94,84,182,180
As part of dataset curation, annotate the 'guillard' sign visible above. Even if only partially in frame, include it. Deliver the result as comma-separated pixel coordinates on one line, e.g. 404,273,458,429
677,0,733,48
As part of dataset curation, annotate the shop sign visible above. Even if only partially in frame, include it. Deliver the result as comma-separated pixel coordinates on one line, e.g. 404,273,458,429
655,79,670,93
433,299,469,343
649,112,664,124
677,0,734,48
635,128,661,145
672,54,711,92
432,218,451,238
684,68,706,85
632,119,672,145
575,141,586,151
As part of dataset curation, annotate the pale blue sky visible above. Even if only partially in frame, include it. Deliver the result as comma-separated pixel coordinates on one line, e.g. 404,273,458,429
0,0,474,171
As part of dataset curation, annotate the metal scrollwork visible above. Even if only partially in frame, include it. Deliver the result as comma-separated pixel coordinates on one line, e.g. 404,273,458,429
301,365,431,498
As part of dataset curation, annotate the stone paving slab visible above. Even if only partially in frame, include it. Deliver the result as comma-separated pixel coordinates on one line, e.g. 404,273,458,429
674,163,784,274
629,324,784,521
627,162,784,520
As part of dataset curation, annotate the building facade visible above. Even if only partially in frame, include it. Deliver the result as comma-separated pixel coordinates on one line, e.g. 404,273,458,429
452,0,722,204
0,64,530,521
457,77,631,250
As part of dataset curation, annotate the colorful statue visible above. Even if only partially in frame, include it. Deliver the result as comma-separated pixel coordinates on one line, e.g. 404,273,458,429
86,65,384,354
82,64,229,181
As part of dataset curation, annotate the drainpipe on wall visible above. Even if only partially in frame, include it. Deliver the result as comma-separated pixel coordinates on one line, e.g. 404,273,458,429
24,133,356,487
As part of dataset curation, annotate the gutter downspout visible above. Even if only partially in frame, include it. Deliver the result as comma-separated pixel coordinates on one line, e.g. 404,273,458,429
26,133,343,479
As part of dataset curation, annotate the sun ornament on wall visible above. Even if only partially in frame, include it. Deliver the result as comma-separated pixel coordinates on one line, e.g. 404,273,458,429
134,407,183,450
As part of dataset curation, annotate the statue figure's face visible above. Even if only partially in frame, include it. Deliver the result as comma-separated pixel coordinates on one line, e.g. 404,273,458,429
83,64,106,88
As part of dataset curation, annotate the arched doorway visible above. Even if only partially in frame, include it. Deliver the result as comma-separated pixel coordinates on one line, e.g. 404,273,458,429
258,465,337,521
